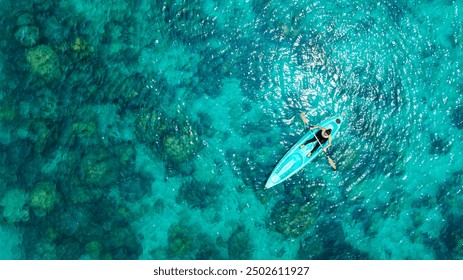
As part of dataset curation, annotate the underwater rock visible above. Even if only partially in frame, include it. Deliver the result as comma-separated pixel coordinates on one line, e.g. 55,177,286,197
430,133,450,155
26,45,61,82
436,205,463,259
71,121,98,139
41,15,68,46
109,227,142,259
450,105,463,129
162,122,201,163
107,73,153,110
33,240,57,260
84,240,102,259
68,180,102,205
135,109,166,143
452,232,463,259
30,181,59,217
167,223,196,259
270,199,317,238
64,106,108,147
195,233,224,260
80,150,119,187
17,13,35,27
296,236,324,259
0,103,16,123
135,109,202,163
31,120,57,154
0,188,30,224
55,239,83,259
45,226,58,242
316,221,367,260
66,36,95,62
177,179,223,209
163,135,193,161
227,226,253,259
118,172,151,202
53,206,94,239
15,25,39,47
163,3,216,43
196,112,216,138
71,37,94,54
31,0,54,12
35,87,59,121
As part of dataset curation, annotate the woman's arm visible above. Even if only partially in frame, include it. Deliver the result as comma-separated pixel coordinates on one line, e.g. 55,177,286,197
323,136,332,151
311,125,326,130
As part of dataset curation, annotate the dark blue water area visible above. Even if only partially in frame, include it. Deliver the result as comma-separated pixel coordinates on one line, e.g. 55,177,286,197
0,0,462,259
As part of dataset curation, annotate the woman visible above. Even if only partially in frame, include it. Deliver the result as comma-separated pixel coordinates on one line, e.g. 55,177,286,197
300,126,332,157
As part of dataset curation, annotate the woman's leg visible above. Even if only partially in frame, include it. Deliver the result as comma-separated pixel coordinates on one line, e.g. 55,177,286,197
309,142,320,154
300,137,317,148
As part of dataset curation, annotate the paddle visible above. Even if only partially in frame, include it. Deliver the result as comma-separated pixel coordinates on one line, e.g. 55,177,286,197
299,112,337,170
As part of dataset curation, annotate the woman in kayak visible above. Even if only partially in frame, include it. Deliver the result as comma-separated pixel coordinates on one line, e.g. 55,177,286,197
300,126,332,157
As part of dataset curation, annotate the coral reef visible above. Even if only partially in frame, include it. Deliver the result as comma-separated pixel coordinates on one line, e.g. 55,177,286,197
17,13,35,27
71,36,94,56
164,136,190,160
71,121,97,139
135,108,202,164
80,149,120,187
270,199,318,238
227,226,253,259
84,240,102,259
163,3,216,43
30,119,58,154
105,73,154,109
161,121,201,163
0,188,30,224
68,181,102,205
195,233,224,260
15,25,40,47
0,102,16,123
32,240,57,260
26,45,61,82
177,179,223,209
34,87,60,121
109,226,142,259
296,236,324,259
450,104,463,129
167,223,197,259
430,133,450,155
30,181,58,217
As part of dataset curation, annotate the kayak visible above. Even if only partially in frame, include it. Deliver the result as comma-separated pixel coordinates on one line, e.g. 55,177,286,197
265,116,343,189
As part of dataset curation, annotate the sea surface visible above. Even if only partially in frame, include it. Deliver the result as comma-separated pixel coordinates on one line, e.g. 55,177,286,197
0,0,462,260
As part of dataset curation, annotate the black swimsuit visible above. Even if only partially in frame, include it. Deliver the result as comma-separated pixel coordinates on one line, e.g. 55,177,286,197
303,129,329,154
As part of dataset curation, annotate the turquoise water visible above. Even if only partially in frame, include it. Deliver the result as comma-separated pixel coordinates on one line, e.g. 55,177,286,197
0,0,462,259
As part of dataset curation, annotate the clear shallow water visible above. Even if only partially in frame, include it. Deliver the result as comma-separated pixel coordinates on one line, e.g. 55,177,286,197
0,0,462,259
